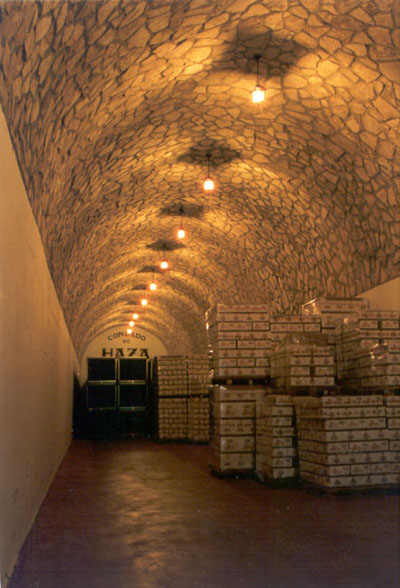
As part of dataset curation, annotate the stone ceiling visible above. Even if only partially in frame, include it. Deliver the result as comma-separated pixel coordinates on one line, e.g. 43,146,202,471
0,0,399,360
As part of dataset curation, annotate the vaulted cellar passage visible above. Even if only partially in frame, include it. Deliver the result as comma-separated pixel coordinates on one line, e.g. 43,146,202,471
1,1,400,586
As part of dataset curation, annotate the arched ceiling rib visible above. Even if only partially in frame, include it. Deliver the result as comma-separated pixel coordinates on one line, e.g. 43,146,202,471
0,0,399,360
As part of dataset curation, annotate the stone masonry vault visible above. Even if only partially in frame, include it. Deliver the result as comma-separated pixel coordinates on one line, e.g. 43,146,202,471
0,0,399,360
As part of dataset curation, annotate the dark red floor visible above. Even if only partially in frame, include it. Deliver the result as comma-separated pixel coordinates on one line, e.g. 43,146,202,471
9,439,400,588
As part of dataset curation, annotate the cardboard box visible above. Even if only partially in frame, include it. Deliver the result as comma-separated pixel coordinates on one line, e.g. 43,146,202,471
300,461,350,476
213,419,255,435
207,304,270,314
297,406,386,419
258,426,296,438
210,386,265,402
212,401,256,418
212,435,255,452
212,367,267,378
207,312,270,323
299,450,357,466
298,440,349,454
210,451,255,471
296,396,383,407
257,446,296,458
297,428,387,442
298,417,387,431
302,297,370,314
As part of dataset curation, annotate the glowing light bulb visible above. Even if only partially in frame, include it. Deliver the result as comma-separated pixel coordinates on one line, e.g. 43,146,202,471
132,313,139,320
251,85,265,103
129,321,134,327
127,328,133,335
149,281,157,291
203,177,214,191
177,227,185,240
160,260,168,270
141,298,148,306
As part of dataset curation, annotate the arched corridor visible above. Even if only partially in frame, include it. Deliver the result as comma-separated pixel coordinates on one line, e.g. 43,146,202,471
0,1,399,585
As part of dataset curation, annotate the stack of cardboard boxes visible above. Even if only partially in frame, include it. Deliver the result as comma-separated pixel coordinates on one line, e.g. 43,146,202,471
158,397,188,440
295,395,392,489
187,355,209,395
206,304,271,379
155,356,189,440
188,396,210,442
269,314,321,346
335,311,400,390
301,297,370,345
187,354,210,442
256,393,297,482
155,355,210,442
154,356,188,397
270,335,335,390
210,385,264,473
199,297,400,490
385,395,400,480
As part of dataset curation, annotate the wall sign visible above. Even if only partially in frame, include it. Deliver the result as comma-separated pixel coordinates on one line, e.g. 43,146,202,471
81,327,167,382
101,347,150,358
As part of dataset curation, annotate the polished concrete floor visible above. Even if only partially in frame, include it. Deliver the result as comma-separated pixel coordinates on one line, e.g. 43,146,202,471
9,439,400,588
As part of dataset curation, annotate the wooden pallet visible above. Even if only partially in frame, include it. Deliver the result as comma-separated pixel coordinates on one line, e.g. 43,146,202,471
288,386,340,397
300,479,400,497
209,465,255,479
339,387,400,396
255,471,299,489
211,377,270,387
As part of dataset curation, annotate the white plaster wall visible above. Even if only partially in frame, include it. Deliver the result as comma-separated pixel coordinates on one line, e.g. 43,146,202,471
0,107,78,586
361,277,400,310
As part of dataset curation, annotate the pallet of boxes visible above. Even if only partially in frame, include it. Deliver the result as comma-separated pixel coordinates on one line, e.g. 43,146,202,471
256,314,336,486
206,304,271,476
154,355,188,441
154,354,211,443
187,354,210,443
255,392,298,486
295,298,400,492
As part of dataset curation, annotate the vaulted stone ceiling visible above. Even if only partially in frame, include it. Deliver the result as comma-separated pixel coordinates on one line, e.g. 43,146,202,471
0,0,399,360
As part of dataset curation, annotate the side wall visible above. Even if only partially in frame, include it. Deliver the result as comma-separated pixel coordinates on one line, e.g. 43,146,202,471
361,277,400,311
0,107,78,586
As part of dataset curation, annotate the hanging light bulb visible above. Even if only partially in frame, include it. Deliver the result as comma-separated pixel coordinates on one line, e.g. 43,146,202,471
203,152,215,191
129,321,134,327
132,312,139,320
140,298,148,306
160,244,169,270
149,270,157,291
177,204,185,240
251,54,265,104
127,328,133,335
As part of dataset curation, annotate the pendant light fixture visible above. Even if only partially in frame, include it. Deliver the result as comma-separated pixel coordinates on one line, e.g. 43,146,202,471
177,204,185,240
160,244,169,270
203,152,215,191
251,54,265,104
149,270,157,291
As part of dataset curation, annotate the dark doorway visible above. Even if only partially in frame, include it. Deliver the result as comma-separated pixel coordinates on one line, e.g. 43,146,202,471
74,358,153,438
